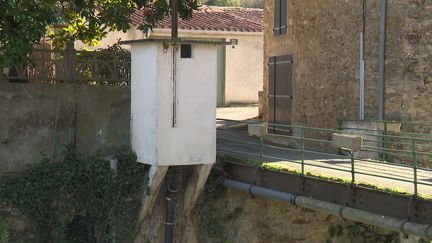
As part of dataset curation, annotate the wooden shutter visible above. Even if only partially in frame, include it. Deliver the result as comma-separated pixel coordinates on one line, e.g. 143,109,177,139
268,56,276,131
274,0,287,35
273,0,281,35
280,0,288,35
275,55,293,129
268,55,293,134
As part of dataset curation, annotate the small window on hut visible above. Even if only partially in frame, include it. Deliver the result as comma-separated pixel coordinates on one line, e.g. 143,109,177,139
181,44,192,58
273,0,287,36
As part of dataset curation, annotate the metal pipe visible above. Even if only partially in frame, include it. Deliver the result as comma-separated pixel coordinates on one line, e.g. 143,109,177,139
172,45,177,127
378,0,387,120
164,167,183,243
360,0,366,120
223,179,432,239
359,32,365,120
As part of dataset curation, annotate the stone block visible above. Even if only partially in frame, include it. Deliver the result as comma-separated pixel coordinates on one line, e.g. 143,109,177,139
332,133,363,152
378,123,401,133
248,123,267,137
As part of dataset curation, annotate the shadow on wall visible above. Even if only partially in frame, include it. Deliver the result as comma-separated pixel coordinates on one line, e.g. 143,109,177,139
0,83,131,172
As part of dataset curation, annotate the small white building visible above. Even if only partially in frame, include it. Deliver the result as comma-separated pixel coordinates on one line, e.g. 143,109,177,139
76,6,264,106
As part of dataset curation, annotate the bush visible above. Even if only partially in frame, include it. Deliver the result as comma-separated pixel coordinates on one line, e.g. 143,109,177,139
0,145,148,242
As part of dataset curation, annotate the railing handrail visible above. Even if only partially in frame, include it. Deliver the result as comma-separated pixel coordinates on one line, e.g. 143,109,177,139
218,118,432,143
217,118,432,198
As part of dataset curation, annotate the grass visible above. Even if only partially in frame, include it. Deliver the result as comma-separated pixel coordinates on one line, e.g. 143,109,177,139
218,154,432,200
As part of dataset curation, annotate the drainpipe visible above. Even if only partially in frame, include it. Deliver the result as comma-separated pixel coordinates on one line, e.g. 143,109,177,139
164,167,183,243
359,0,366,120
378,0,387,120
223,179,432,239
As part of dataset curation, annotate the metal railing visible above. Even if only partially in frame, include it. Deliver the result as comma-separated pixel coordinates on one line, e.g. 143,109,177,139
338,119,432,164
338,119,432,138
217,118,432,198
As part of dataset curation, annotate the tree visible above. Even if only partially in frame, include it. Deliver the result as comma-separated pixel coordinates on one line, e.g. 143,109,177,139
0,0,199,66
204,0,240,7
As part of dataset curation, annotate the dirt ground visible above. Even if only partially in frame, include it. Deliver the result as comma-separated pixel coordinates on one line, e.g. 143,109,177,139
217,106,259,121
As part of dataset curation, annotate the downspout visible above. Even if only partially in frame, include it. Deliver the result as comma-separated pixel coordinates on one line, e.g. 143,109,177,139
223,179,432,239
359,0,366,120
378,0,387,120
164,168,183,243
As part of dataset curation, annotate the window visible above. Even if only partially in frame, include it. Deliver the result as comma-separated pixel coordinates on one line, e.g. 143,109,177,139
273,0,287,36
181,44,192,58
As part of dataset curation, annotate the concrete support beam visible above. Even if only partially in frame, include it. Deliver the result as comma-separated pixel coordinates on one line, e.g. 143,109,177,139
137,165,169,222
183,164,213,215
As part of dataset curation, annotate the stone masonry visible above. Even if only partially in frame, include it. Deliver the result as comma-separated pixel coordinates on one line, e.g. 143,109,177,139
263,0,432,129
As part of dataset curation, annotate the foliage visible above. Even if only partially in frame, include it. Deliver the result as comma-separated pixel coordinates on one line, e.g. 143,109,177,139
0,0,199,66
327,225,343,238
222,207,242,222
0,145,148,242
327,223,400,243
419,238,432,243
197,158,229,243
76,41,131,85
0,217,9,243
203,0,240,7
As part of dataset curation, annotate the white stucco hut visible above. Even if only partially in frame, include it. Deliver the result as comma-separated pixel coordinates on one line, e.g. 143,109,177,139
76,6,264,106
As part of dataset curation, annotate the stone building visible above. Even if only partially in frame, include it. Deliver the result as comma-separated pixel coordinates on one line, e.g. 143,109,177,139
262,1,432,129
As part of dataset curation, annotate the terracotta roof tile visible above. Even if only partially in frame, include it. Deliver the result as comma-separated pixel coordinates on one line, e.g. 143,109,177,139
131,6,263,33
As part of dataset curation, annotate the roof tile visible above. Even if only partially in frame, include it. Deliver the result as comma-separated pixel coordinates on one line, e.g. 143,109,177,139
131,5,263,33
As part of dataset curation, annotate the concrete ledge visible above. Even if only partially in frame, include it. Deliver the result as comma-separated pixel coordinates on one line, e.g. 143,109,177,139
332,133,363,152
248,124,267,137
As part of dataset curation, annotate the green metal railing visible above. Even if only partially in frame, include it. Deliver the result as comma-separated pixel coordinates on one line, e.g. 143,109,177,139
338,119,432,163
217,118,432,197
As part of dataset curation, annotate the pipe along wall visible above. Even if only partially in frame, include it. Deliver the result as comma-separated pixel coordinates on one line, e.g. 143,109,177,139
223,179,432,240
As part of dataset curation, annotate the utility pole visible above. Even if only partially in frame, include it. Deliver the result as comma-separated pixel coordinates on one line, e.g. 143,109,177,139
171,0,178,39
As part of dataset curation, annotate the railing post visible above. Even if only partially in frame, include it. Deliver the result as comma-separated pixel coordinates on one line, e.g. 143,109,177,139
351,151,355,183
65,41,76,83
382,121,388,161
301,128,305,175
412,139,418,196
259,137,264,163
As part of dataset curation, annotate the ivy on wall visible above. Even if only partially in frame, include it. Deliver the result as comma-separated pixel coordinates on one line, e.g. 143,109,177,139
0,145,148,242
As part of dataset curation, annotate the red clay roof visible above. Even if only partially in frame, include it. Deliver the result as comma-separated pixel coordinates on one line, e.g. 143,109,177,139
131,6,263,33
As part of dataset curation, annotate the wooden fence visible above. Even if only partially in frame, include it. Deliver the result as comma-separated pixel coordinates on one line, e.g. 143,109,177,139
0,43,131,85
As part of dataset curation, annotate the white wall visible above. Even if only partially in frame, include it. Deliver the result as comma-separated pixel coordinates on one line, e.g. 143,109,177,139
77,28,264,105
151,29,263,105
131,41,217,166
224,33,263,104
74,28,147,50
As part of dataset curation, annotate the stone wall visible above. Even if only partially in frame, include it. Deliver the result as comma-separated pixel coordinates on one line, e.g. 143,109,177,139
0,83,130,172
206,189,411,243
263,1,432,129
136,185,415,243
